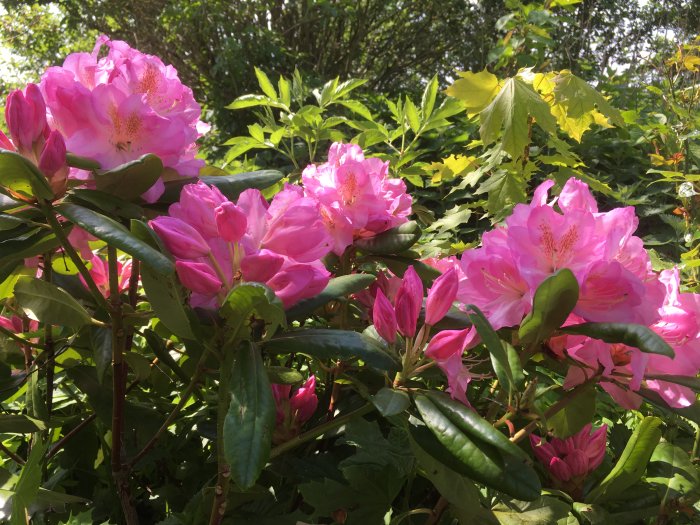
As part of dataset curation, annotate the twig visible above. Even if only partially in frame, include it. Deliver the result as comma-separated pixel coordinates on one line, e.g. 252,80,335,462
0,442,25,465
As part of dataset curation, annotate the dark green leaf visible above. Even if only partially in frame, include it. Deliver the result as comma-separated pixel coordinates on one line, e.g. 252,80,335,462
221,283,286,344
262,329,400,372
355,221,421,255
561,323,675,358
0,148,53,200
224,342,276,489
14,277,91,329
519,269,579,347
160,170,285,204
286,274,376,320
0,229,61,266
647,441,700,507
56,203,173,275
89,326,112,384
67,189,143,219
266,366,303,385
94,154,163,200
492,496,574,525
373,388,410,417
11,439,47,525
65,153,100,171
0,414,46,434
586,416,663,502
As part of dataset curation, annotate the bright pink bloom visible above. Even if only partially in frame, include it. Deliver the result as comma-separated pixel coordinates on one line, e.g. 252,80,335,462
394,266,423,338
169,181,227,239
39,35,208,202
302,142,412,254
425,327,479,405
530,423,607,497
175,261,222,295
80,254,132,298
373,288,397,344
272,376,318,443
215,202,247,243
265,259,330,308
425,268,459,326
149,216,210,259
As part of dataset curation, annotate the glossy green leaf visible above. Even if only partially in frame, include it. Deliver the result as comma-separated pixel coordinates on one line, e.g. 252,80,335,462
65,152,101,171
14,277,91,329
286,274,376,320
0,148,53,200
373,388,410,417
414,392,540,500
254,67,278,99
355,221,421,255
262,329,400,372
647,441,700,508
94,154,163,200
56,203,173,275
586,416,663,502
224,341,276,490
404,96,420,132
131,219,195,340
519,269,579,347
160,170,284,204
0,229,61,266
0,414,46,434
420,75,439,119
11,438,47,525
266,366,303,385
561,323,675,358
572,502,611,525
467,304,519,394
221,283,286,344
492,496,574,525
547,383,596,438
67,189,143,219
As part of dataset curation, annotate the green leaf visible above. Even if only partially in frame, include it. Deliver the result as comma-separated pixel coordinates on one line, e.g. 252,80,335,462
467,305,520,394
161,171,284,204
226,94,288,111
336,99,373,120
492,496,574,525
408,426,499,525
404,96,421,133
56,203,173,275
0,229,61,266
67,189,143,219
421,75,439,119
414,392,540,500
93,154,163,200
0,148,53,200
586,416,663,502
480,77,558,159
647,441,700,507
446,70,501,113
0,414,46,433
223,341,276,490
519,269,579,346
285,274,376,321
65,152,101,171
89,326,112,384
130,219,197,340
254,67,278,99
11,439,47,525
547,383,596,438
14,277,91,329
355,221,421,255
220,283,286,344
551,71,623,127
373,388,410,417
561,323,675,358
266,366,303,385
262,329,400,373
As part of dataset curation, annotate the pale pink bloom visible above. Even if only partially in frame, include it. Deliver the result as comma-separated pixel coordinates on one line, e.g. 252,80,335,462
302,142,412,254
530,423,607,496
425,327,480,405
272,376,318,443
574,260,645,323
373,288,397,344
425,268,459,326
557,178,599,213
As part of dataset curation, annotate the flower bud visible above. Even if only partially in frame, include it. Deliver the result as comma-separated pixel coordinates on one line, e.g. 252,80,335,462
394,266,423,338
150,217,211,259
175,260,222,295
373,288,397,344
215,202,247,243
425,268,458,326
289,375,318,424
38,130,68,197
5,84,48,156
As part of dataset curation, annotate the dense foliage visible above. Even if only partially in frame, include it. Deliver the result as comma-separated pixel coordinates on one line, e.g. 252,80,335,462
0,2,699,525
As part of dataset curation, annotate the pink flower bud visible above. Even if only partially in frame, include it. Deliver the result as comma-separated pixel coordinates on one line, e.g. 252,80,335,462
5,84,48,155
530,424,607,497
150,217,211,259
394,266,423,337
373,288,397,344
0,130,14,151
38,130,68,196
240,249,285,283
175,260,222,295
215,202,247,243
425,327,479,362
425,268,458,326
289,375,318,424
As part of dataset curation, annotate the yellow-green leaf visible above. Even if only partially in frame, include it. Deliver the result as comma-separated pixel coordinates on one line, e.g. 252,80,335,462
446,70,500,114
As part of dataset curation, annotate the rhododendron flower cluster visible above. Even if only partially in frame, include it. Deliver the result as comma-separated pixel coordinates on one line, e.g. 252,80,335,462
458,177,700,409
1,84,69,197
530,423,607,498
302,142,412,254
39,35,208,202
150,181,331,308
271,376,318,444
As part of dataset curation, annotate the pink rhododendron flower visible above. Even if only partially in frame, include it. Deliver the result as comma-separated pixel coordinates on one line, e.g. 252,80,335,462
530,423,607,498
425,327,480,405
272,376,318,444
150,181,331,309
302,142,412,254
39,35,208,202
394,266,423,338
79,255,132,298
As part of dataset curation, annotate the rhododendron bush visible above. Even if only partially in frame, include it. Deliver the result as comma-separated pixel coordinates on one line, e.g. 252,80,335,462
0,37,699,525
